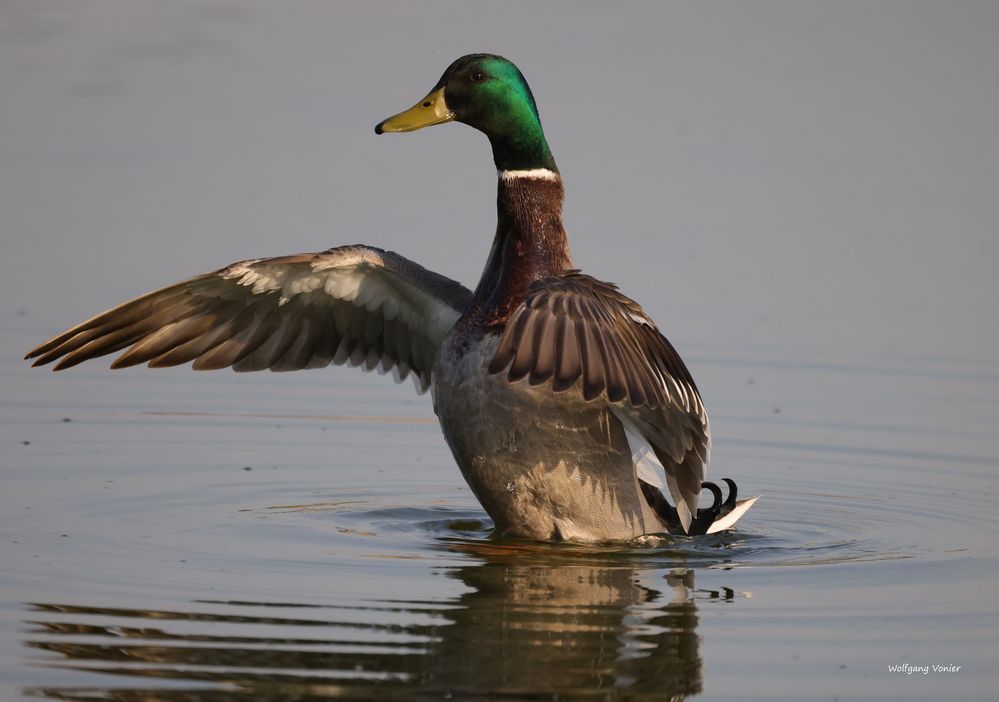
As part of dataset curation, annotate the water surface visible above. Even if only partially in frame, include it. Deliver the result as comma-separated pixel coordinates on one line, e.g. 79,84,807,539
4,336,996,700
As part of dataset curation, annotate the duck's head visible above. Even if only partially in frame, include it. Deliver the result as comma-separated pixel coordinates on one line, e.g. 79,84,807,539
375,53,557,173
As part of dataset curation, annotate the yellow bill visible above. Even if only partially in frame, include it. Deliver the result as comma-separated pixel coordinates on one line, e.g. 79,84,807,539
375,87,455,134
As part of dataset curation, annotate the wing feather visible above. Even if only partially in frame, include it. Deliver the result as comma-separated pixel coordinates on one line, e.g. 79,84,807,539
27,245,472,391
601,330,635,405
551,315,579,392
528,311,556,386
489,271,710,531
192,310,275,371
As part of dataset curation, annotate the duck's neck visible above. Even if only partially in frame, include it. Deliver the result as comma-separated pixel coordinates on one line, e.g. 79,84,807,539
470,169,573,329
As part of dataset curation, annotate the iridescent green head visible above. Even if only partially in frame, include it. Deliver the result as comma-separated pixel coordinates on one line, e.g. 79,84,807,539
375,54,557,173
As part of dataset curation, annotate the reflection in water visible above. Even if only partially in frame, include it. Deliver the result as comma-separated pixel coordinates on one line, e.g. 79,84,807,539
434,546,705,700
23,547,720,700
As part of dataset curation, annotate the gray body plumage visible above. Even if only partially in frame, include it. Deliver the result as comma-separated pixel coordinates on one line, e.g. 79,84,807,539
433,332,666,541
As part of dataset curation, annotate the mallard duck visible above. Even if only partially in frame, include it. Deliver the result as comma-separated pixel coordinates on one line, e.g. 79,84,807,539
26,54,757,541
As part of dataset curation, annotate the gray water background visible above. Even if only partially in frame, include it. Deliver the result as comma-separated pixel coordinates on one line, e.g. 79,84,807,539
1,2,997,700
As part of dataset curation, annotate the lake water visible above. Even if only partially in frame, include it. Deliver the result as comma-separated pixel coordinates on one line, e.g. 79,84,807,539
2,3,997,701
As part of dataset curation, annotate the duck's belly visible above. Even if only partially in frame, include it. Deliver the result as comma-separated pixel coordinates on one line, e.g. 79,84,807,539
431,333,664,542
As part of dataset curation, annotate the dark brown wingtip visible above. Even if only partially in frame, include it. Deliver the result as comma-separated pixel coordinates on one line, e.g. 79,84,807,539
506,363,531,384
108,355,143,370
25,342,52,362
486,353,509,376
581,380,604,402
28,346,68,369
51,356,86,372
25,344,66,369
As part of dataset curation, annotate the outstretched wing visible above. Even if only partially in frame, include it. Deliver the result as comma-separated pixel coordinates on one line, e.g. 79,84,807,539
26,245,472,392
487,272,709,530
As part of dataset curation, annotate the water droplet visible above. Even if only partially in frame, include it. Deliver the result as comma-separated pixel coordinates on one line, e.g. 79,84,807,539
505,481,515,492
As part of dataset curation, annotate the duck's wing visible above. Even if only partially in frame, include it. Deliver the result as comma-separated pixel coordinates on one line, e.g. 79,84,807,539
26,245,472,392
487,272,709,531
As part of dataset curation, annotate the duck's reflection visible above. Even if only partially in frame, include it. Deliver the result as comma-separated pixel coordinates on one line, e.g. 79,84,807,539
24,545,717,700
434,543,704,698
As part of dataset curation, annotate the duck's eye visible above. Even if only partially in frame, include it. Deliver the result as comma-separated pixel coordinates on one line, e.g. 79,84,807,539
471,71,486,83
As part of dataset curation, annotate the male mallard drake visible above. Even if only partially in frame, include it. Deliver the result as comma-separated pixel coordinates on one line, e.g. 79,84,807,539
26,54,757,541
